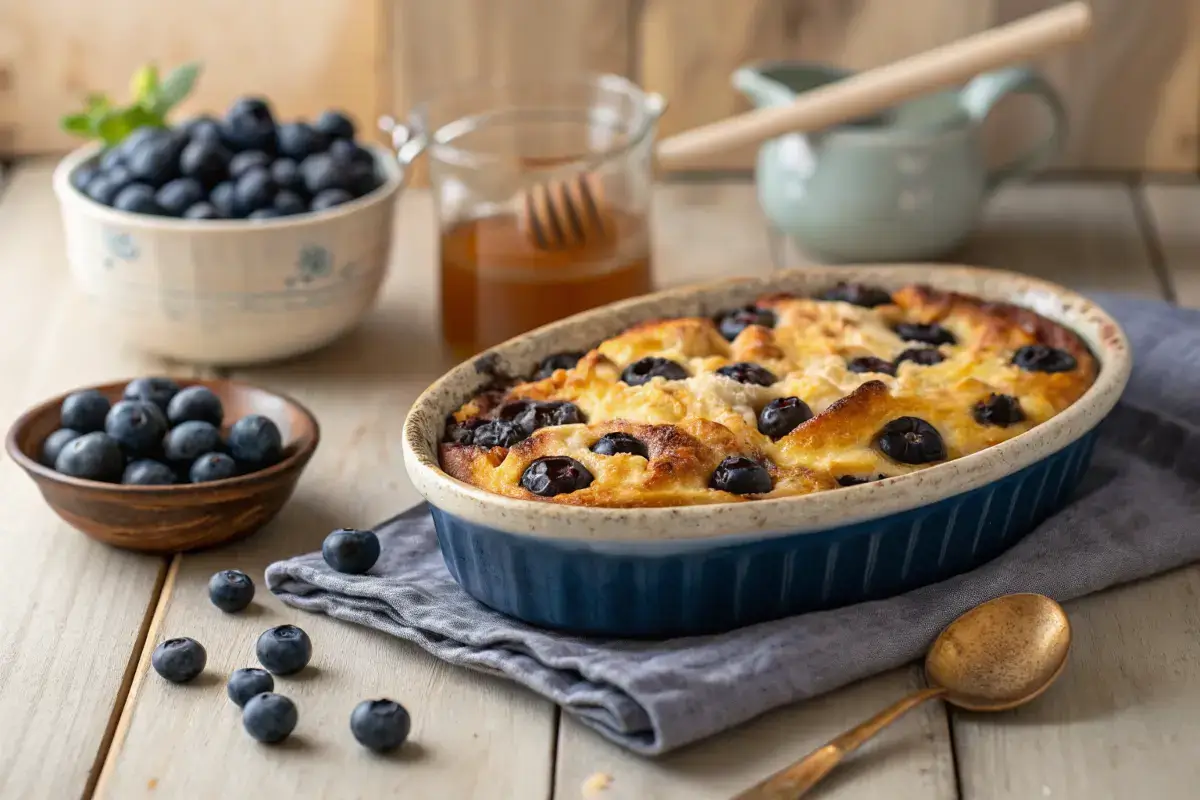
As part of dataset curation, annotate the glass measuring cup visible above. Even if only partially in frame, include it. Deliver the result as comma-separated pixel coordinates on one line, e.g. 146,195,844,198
384,74,665,359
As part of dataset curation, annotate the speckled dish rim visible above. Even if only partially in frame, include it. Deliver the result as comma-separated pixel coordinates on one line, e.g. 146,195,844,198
402,265,1131,543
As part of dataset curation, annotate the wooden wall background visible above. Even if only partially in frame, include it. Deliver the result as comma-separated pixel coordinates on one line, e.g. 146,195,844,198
1,0,1198,173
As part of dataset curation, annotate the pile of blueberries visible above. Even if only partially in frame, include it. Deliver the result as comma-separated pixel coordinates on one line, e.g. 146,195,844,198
43,377,283,485
71,99,383,220
152,527,408,750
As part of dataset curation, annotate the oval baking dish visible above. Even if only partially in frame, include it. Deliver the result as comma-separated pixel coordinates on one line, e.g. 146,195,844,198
403,265,1131,637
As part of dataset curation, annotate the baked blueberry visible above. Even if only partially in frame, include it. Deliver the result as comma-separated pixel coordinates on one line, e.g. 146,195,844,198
620,356,688,386
210,181,237,218
715,305,777,341
152,637,207,683
1012,344,1077,373
310,188,353,212
106,400,169,456
270,157,305,194
123,377,180,412
208,569,256,612
41,428,81,467
509,401,585,434
819,282,893,308
233,166,276,216
470,419,526,448
227,668,274,708
122,458,176,485
182,202,221,220
61,388,112,433
242,693,298,744
277,122,329,161
300,153,343,195
179,138,231,186
534,351,584,380
227,414,283,468
322,528,381,574
894,322,956,346
715,362,777,386
876,417,947,464
229,150,272,179
519,456,594,497
836,474,889,487
54,432,124,481
155,178,205,217
248,208,284,220
71,166,98,193
315,110,356,141
847,356,896,376
256,625,312,675
126,130,182,187
113,184,164,215
894,347,946,367
443,417,486,445
350,699,411,753
709,456,772,495
222,97,277,153
189,452,238,482
757,397,813,439
164,420,223,464
273,190,307,216
590,432,649,458
973,393,1025,427
167,385,224,426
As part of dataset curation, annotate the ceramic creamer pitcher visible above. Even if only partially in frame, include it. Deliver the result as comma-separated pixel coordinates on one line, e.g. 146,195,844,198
735,61,1066,263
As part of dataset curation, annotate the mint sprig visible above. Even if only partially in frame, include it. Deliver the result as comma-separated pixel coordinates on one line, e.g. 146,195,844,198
60,62,202,148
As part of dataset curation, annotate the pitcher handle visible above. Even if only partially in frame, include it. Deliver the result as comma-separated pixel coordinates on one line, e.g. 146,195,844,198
960,66,1067,193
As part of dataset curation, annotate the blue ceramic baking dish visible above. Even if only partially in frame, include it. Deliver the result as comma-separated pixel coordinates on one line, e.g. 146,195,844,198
403,266,1131,638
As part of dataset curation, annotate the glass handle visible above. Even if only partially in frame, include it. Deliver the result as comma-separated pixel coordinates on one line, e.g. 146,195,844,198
377,115,428,167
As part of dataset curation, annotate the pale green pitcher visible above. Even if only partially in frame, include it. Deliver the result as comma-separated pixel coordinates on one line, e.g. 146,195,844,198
734,61,1067,264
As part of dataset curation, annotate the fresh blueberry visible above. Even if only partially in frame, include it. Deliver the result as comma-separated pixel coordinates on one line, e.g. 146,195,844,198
229,150,272,179
470,419,526,448
182,202,221,220
179,138,231,187
122,459,177,485
315,110,356,141
155,178,206,217
502,400,585,434
321,528,381,574
123,377,180,412
71,166,98,193
328,138,374,167
345,163,381,197
151,637,207,683
715,362,777,386
1012,344,1078,373
113,184,164,215
208,569,256,612
846,356,896,376
183,115,223,142
350,699,411,753
222,97,277,153
300,153,344,195
837,474,889,487
876,417,947,464
256,625,313,675
756,397,813,439
98,147,126,171
163,420,222,464
126,130,182,187
709,456,773,494
715,305,777,341
227,415,283,468
519,456,594,497
269,158,305,194
620,356,688,386
227,668,275,708
167,385,224,426
118,127,162,159
105,400,169,456
273,190,306,216
210,181,238,218
310,188,353,212
894,347,945,367
233,166,276,215
894,323,956,346
973,393,1026,427
61,388,112,432
41,428,81,467
277,122,329,161
247,208,281,220
590,432,649,458
54,432,124,481
533,351,584,380
189,452,238,483
819,282,894,308
242,693,298,744
85,170,133,205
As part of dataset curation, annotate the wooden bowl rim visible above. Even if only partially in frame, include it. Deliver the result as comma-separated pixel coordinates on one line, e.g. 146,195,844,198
5,377,321,495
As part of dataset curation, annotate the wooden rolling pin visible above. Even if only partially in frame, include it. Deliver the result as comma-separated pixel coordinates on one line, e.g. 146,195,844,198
519,0,1092,250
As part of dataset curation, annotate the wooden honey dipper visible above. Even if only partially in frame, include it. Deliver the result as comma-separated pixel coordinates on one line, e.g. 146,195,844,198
518,1,1092,250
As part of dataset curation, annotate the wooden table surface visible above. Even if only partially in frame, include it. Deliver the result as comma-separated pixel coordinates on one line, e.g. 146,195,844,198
2,159,1199,800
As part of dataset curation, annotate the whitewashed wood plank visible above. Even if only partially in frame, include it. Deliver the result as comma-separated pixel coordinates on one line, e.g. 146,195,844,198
1141,183,1200,306
0,161,173,799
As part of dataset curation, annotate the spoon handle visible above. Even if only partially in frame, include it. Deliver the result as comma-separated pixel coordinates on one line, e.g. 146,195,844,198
732,686,948,800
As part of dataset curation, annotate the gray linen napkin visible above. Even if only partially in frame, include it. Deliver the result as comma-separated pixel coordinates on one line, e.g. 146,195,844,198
266,293,1200,755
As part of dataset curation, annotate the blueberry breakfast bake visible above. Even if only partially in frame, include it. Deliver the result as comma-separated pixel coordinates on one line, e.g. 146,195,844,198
438,282,1097,507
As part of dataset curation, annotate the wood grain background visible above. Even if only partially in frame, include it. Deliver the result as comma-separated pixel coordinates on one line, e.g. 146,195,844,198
1,0,1197,172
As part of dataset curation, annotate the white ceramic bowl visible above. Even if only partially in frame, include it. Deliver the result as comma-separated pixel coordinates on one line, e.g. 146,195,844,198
53,142,405,366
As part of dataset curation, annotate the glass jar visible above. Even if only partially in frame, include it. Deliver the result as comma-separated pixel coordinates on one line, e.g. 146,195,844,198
386,74,664,359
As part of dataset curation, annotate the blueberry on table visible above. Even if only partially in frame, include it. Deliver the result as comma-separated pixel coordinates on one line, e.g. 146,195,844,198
222,97,278,153
709,456,773,495
151,637,207,683
113,184,164,215
210,181,238,218
894,347,945,367
227,668,274,708
620,356,688,386
350,699,411,753
54,432,124,481
715,362,777,387
277,121,330,161
155,177,206,217
182,202,221,220
847,356,896,376
757,396,813,439
269,158,305,194
208,569,256,612
315,110,356,141
105,400,168,456
189,452,238,482
123,376,180,412
256,625,313,675
242,692,298,744
227,414,283,468
300,153,344,195
41,428,81,467
973,393,1025,427
167,385,224,426
233,167,276,216
519,456,594,497
876,416,947,464
470,419,526,448
61,388,111,433
590,432,649,458
818,282,894,308
716,305,777,341
179,138,231,187
272,190,306,216
163,420,223,464
1012,344,1078,373
126,130,182,187
122,458,177,485
71,166,98,193
322,528,381,575
894,322,956,346
229,150,272,180
533,351,584,380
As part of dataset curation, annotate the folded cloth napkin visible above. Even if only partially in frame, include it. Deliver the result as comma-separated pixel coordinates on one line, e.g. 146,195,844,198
266,293,1200,755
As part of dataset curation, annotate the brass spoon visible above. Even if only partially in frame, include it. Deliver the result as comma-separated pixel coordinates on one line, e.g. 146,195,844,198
734,593,1071,799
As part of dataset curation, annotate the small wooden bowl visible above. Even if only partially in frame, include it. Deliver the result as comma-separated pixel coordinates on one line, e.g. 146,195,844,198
5,378,320,554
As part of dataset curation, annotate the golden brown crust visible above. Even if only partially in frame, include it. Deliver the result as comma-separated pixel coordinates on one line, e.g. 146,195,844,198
439,283,1098,507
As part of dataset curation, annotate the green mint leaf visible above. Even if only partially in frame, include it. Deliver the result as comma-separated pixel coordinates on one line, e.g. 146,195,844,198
85,92,111,114
60,113,94,138
154,62,201,115
131,64,159,107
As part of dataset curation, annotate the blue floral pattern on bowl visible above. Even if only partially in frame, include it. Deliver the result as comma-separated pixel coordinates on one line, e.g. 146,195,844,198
102,230,139,268
287,245,334,287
